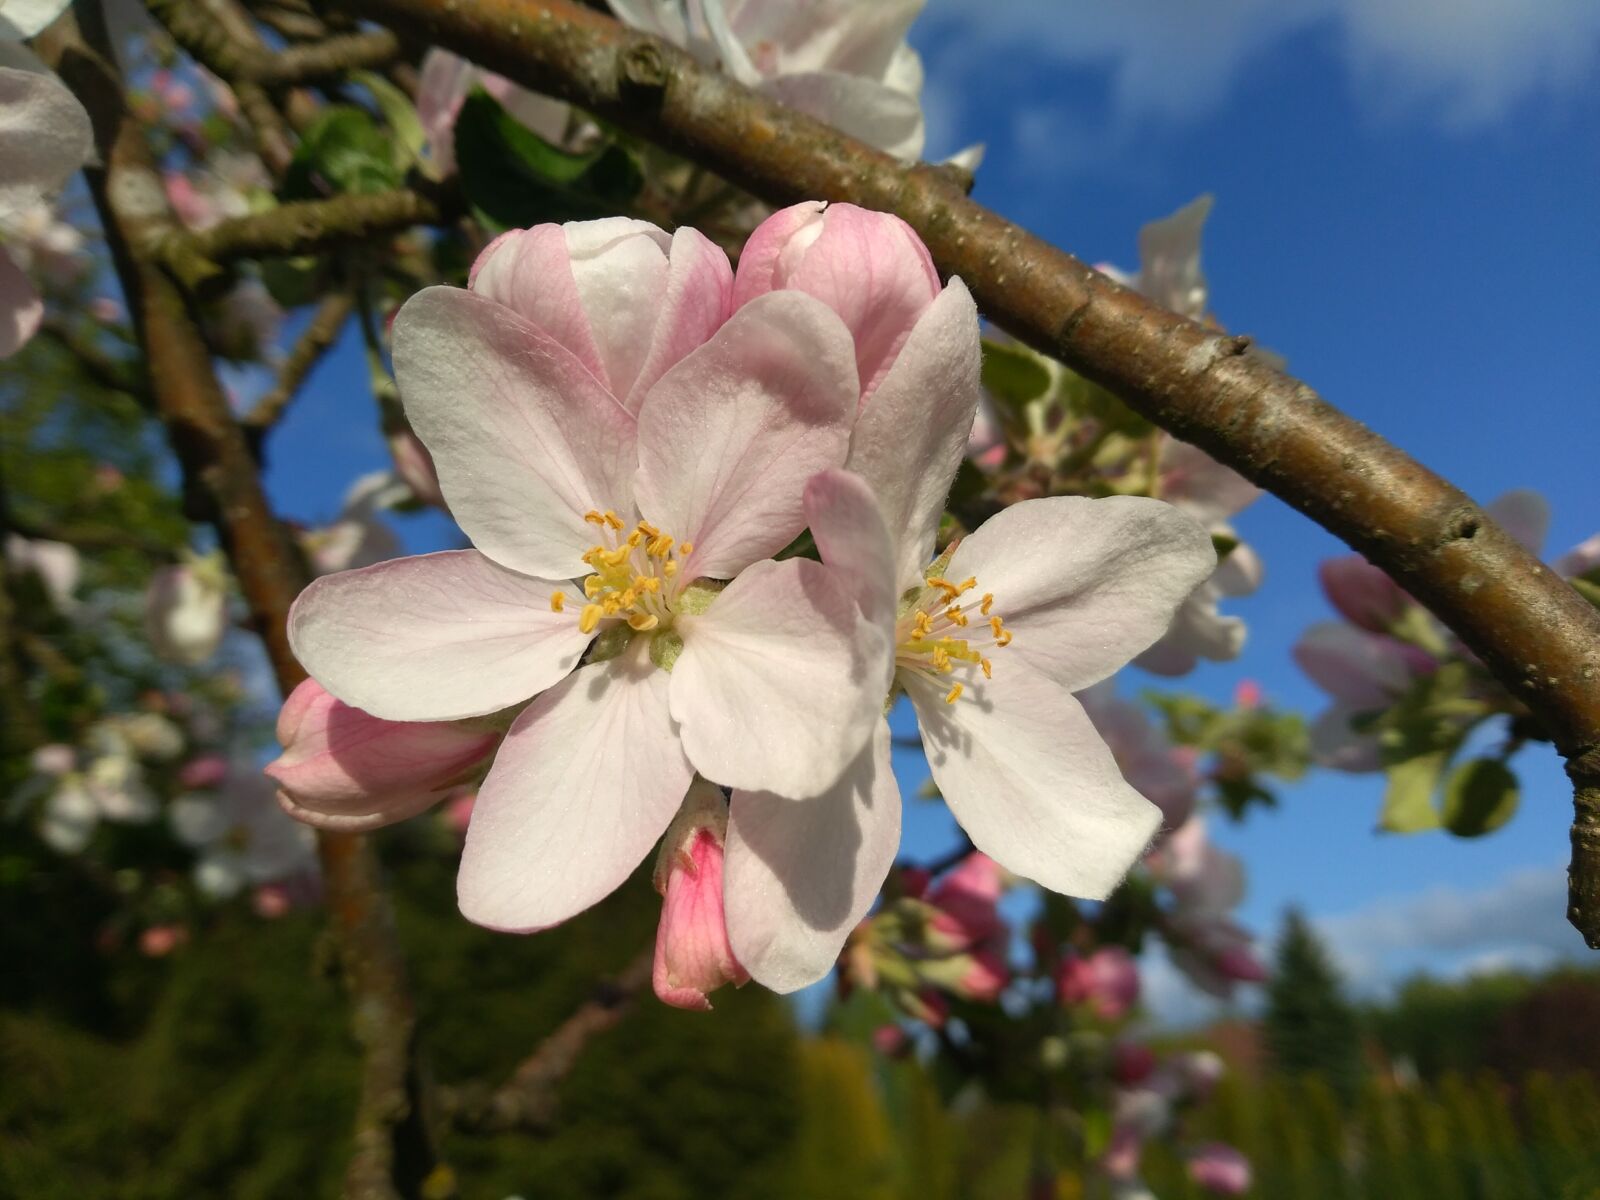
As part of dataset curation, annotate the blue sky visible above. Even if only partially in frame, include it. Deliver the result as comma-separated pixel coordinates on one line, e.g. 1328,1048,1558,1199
258,2,1600,1020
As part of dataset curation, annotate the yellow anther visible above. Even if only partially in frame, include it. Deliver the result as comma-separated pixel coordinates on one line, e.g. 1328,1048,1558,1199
931,646,952,673
945,605,969,627
637,520,660,538
584,575,604,598
980,593,994,616
579,604,604,634
648,534,675,558
980,657,993,679
584,510,607,526
996,629,1013,648
664,560,679,577
678,541,694,556
990,616,1006,639
550,591,566,613
945,682,964,705
601,546,631,568
603,510,625,530
628,612,660,632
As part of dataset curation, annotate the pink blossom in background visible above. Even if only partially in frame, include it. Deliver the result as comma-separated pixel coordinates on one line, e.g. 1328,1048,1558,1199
924,852,1005,949
267,678,501,832
651,782,749,1011
1079,681,1199,833
252,885,292,919
1318,554,1411,632
178,754,229,790
1187,1143,1252,1195
138,924,190,958
144,556,229,666
871,1024,909,1057
415,48,574,175
387,427,448,510
1112,1042,1158,1086
1057,946,1141,1019
1295,622,1439,771
1233,679,1262,709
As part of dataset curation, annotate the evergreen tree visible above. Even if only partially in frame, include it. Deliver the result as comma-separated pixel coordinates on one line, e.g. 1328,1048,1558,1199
1265,909,1364,1101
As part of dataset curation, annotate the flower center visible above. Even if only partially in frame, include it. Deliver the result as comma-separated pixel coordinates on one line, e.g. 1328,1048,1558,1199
895,575,1014,704
548,510,693,636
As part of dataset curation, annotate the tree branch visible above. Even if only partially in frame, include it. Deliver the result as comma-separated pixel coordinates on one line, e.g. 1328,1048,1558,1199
442,951,653,1134
244,289,355,433
44,12,442,1198
332,0,1600,948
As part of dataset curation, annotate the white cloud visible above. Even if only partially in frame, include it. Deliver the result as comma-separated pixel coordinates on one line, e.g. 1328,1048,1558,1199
920,0,1600,136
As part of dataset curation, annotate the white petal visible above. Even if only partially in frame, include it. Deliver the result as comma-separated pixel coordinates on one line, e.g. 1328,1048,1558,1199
562,216,672,401
288,550,591,721
0,0,72,39
392,286,638,579
634,290,857,579
948,496,1216,692
0,66,92,220
845,279,980,594
906,659,1160,900
725,719,900,992
762,70,925,160
0,246,41,358
804,467,896,628
672,557,889,798
625,225,734,412
1485,488,1550,555
457,641,692,931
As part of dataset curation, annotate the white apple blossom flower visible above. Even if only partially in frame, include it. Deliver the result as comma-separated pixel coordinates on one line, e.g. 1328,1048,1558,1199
28,718,174,853
286,216,889,934
611,0,931,159
170,772,317,898
4,531,78,611
145,552,230,666
298,470,404,577
414,48,576,176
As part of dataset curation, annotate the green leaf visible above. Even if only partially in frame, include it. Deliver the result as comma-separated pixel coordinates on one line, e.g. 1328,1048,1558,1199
351,70,428,172
1379,751,1446,833
453,90,643,229
1571,573,1600,610
1059,368,1150,434
284,106,400,199
1440,758,1520,837
979,339,1051,408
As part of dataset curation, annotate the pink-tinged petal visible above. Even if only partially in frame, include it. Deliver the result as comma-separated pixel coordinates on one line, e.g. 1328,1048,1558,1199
1556,533,1600,580
457,640,692,932
724,719,901,992
845,279,980,592
652,781,749,1010
288,550,591,721
1484,488,1550,555
804,468,896,628
1308,704,1384,773
561,217,673,398
1319,554,1410,632
0,66,93,221
1187,1143,1251,1196
635,290,857,579
414,48,475,174
1137,194,1212,320
905,657,1161,900
762,71,925,161
392,286,637,579
1057,947,1140,1019
265,678,499,830
732,201,826,308
466,225,607,382
0,247,42,359
947,496,1216,693
0,0,71,38
1292,621,1425,708
673,556,890,798
1134,580,1245,677
1159,438,1260,527
625,225,734,412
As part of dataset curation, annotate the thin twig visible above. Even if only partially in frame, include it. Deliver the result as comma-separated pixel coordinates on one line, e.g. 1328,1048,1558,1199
244,289,355,432
43,12,441,1198
332,0,1600,949
442,951,653,1134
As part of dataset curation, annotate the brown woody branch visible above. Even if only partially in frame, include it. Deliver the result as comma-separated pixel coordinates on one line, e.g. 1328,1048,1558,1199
334,0,1600,945
244,289,355,433
43,11,442,1198
442,951,652,1134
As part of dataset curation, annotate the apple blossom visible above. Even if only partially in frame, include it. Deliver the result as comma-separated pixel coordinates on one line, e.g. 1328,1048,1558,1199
1058,946,1141,1019
1099,194,1213,322
145,553,230,666
170,771,317,899
721,225,1214,991
0,41,94,357
29,720,170,852
298,471,403,577
651,779,749,1010
1318,553,1410,633
288,215,889,936
611,0,931,160
1295,621,1438,771
266,678,502,832
387,426,447,510
5,531,78,611
1079,681,1200,833
924,851,1004,949
1187,1143,1252,1195
415,48,573,175
1150,819,1268,997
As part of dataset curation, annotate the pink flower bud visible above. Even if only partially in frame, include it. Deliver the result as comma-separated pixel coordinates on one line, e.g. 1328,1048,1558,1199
252,884,292,919
871,1024,909,1057
651,783,748,1011
1112,1042,1158,1086
1233,679,1262,709
139,924,189,957
735,201,942,399
178,754,229,790
925,852,1004,949
388,428,448,510
1214,942,1269,984
1101,1125,1144,1182
443,789,476,835
266,679,500,831
1318,555,1410,632
953,947,1009,1003
1187,1143,1251,1195
1057,947,1141,1020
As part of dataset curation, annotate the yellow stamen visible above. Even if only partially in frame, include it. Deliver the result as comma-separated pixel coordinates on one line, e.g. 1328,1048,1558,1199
664,560,679,577
945,682,964,705
584,510,607,525
628,612,659,631
549,591,566,613
980,593,994,616
603,510,625,530
579,604,604,634
637,520,660,538
678,541,694,556
980,657,992,679
945,605,969,627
